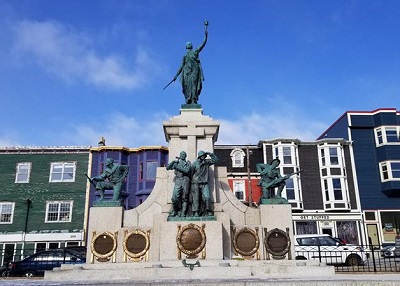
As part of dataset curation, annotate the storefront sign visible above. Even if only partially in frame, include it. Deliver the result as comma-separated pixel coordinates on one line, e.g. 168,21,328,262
299,215,330,220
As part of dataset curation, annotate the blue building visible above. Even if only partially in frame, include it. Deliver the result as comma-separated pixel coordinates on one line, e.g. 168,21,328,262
318,108,400,246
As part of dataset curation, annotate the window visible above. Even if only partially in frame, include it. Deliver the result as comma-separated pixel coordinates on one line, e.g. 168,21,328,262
45,201,73,222
379,161,400,181
233,180,245,201
318,143,350,210
273,143,298,166
139,162,144,180
282,147,292,164
319,146,341,167
0,203,14,224
230,148,245,168
15,162,31,183
272,141,302,209
374,126,400,146
146,161,158,180
49,162,76,182
285,178,295,200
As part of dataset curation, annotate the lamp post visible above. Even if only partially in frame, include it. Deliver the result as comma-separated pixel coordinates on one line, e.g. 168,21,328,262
23,199,32,252
246,147,253,207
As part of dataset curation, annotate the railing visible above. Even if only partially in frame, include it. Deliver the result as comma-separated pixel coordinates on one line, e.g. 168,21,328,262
295,244,400,273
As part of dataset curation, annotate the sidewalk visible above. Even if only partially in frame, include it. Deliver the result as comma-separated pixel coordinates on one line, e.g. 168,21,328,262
1,274,400,286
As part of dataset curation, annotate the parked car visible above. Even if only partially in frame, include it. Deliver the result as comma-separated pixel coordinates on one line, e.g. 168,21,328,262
294,234,367,266
9,248,86,277
381,245,400,258
0,266,10,277
333,237,347,245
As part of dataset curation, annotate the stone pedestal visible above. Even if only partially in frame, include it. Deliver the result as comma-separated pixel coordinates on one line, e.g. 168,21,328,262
86,206,124,264
159,220,223,261
163,108,220,163
260,204,295,259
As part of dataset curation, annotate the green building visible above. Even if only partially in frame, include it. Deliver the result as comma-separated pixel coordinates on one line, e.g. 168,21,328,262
0,146,90,266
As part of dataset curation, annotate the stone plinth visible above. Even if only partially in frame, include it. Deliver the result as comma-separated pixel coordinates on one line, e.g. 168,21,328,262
163,108,220,163
259,204,295,260
86,206,124,264
159,220,223,261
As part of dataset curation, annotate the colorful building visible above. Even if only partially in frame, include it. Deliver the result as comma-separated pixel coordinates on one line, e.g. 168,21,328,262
215,137,366,246
318,108,400,246
0,146,90,266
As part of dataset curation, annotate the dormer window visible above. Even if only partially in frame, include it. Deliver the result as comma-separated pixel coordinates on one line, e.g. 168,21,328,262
230,148,245,168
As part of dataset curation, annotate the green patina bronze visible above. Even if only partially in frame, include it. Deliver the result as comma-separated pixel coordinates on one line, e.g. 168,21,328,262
257,158,300,205
90,158,129,205
166,151,191,217
164,21,208,105
191,151,218,217
166,150,218,220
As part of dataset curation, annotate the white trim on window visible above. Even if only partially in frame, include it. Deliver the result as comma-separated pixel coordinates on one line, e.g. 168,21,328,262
15,162,31,183
379,161,400,182
0,202,15,224
272,142,303,209
45,201,73,223
230,148,245,168
232,180,246,201
49,162,76,182
374,126,400,146
318,143,350,211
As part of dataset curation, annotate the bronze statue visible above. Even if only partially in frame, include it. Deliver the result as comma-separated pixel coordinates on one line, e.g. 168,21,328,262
91,158,129,201
164,21,208,105
166,151,191,217
191,150,218,217
257,158,301,201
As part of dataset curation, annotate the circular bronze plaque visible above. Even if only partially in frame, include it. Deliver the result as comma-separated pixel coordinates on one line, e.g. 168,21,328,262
124,230,150,260
126,233,146,254
264,228,290,257
233,228,259,257
180,228,203,251
91,231,117,260
177,224,206,258
237,232,256,252
94,234,114,255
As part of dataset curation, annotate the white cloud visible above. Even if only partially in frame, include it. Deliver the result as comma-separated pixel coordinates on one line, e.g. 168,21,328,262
11,20,157,90
56,109,327,148
63,112,169,147
217,111,326,145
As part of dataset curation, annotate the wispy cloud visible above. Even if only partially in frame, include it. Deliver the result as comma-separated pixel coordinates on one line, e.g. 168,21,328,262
60,112,170,147
51,109,326,148
11,20,158,90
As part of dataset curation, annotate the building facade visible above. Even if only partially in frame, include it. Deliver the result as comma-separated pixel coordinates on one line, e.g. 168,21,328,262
88,145,169,209
0,146,90,267
215,138,366,246
318,108,400,246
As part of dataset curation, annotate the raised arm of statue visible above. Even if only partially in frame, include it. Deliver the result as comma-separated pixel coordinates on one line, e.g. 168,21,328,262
196,21,208,54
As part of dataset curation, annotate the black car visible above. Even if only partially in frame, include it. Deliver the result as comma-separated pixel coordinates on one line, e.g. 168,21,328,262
0,266,10,277
9,248,86,277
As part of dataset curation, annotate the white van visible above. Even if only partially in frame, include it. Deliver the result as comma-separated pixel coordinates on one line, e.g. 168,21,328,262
294,234,367,266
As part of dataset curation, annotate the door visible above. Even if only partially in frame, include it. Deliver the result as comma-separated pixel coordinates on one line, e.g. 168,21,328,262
367,224,380,249
2,244,15,267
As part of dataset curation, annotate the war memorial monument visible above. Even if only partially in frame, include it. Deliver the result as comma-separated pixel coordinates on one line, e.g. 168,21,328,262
45,21,333,282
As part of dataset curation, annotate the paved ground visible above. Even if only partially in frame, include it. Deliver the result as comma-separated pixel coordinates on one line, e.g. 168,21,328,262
1,274,400,286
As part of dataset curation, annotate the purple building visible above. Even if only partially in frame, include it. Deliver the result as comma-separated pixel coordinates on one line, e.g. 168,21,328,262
89,143,168,209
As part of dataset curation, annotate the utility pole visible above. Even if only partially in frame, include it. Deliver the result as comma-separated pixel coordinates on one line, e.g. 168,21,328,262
246,146,253,207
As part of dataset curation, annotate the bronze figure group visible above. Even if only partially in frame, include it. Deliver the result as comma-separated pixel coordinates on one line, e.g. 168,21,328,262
167,150,218,217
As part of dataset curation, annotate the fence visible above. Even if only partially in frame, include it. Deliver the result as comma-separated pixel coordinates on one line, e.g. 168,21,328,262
295,244,400,273
1,245,399,277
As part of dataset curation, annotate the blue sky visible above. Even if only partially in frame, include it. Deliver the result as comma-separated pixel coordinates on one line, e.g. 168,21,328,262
1,0,399,147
